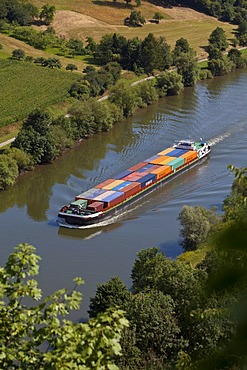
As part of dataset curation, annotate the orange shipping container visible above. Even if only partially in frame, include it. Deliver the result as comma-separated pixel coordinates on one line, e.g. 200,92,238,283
95,179,115,189
151,165,172,179
180,151,197,163
157,147,174,156
158,156,177,165
150,156,171,165
103,179,124,190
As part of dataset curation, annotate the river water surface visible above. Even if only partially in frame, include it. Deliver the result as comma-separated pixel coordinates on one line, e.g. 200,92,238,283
0,70,246,319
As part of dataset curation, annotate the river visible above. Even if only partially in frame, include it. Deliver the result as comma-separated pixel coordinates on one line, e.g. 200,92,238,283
0,69,246,319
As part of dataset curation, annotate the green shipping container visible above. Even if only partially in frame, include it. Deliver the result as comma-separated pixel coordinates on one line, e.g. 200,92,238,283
167,157,184,170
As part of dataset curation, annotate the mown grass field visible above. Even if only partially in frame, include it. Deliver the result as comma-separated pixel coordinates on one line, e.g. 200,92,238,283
0,59,78,128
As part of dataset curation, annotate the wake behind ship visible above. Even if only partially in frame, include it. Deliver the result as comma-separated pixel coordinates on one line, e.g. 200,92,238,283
57,139,211,228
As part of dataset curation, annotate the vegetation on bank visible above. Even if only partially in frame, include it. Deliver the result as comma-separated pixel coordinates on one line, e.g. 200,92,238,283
1,165,246,369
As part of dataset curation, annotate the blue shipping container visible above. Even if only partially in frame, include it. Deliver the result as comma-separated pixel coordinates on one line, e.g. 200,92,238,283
144,155,159,163
113,181,132,191
136,173,157,188
102,191,124,202
137,163,155,173
113,170,133,180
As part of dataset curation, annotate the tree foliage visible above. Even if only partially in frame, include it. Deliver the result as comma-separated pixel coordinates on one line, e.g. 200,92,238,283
178,205,220,251
0,243,128,369
125,10,146,27
0,154,19,190
40,4,55,25
208,27,229,50
12,109,56,164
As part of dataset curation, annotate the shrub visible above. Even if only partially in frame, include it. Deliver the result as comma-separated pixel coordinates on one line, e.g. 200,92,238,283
0,154,19,190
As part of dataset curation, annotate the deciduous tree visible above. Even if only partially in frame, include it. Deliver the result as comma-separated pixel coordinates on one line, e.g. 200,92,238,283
0,243,128,369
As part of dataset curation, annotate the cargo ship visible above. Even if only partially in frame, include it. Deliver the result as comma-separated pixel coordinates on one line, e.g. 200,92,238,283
57,139,211,228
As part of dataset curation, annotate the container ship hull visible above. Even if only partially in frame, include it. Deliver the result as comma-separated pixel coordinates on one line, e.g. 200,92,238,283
58,140,211,228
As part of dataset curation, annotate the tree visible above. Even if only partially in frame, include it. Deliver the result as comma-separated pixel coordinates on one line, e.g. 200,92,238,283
208,57,234,76
208,27,229,50
12,109,56,164
0,154,19,190
156,71,184,97
131,247,168,294
66,63,78,72
172,37,191,58
127,291,182,365
12,48,25,60
5,147,34,172
42,57,61,68
125,10,146,27
88,277,132,318
223,165,247,221
153,12,164,20
0,243,128,369
172,38,199,86
178,205,220,251
40,4,55,25
109,81,139,118
236,21,247,46
174,51,199,86
207,44,224,60
135,80,159,106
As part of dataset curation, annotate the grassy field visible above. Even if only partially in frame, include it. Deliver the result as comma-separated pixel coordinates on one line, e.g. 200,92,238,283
30,0,236,60
0,59,78,128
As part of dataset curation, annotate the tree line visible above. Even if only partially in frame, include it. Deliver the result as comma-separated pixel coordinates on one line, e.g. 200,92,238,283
0,165,246,369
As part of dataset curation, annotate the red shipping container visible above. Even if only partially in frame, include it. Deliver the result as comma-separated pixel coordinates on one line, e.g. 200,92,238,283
122,182,141,198
87,201,104,212
128,162,147,171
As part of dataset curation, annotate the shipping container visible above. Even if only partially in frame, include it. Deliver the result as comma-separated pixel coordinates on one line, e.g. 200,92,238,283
113,170,133,180
112,181,132,191
101,191,125,208
70,199,88,208
143,154,160,163
75,188,106,200
121,182,141,198
136,173,157,188
103,179,124,190
166,148,187,157
87,201,104,212
95,179,115,189
137,163,157,173
158,156,177,165
180,150,197,163
151,165,172,179
93,190,117,201
150,155,171,165
157,147,174,155
167,157,184,170
128,162,147,171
